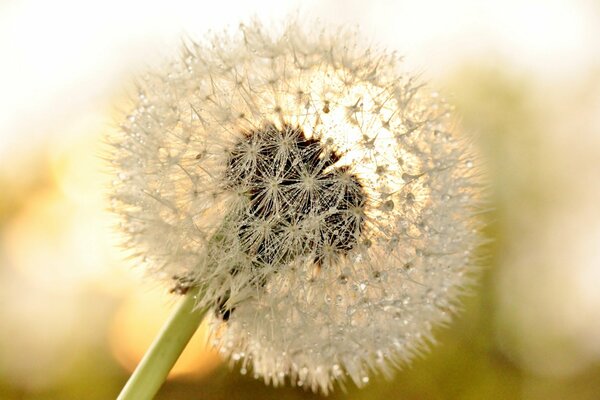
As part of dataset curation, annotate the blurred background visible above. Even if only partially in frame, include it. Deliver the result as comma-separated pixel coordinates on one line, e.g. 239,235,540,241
1,0,599,399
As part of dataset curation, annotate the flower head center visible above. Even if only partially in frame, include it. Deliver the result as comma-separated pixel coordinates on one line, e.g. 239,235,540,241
226,123,366,266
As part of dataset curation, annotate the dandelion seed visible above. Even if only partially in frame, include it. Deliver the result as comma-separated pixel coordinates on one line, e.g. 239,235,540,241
109,20,483,394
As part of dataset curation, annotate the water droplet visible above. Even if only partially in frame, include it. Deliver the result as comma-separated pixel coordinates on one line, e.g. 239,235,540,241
465,160,473,168
382,199,394,211
372,270,382,281
332,364,343,376
299,367,308,381
361,376,370,384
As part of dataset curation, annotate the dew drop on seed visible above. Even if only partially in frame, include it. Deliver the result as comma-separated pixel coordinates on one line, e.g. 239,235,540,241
382,199,394,211
332,364,342,377
372,270,381,281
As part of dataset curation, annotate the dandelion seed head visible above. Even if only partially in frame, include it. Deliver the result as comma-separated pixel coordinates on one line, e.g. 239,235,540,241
109,20,483,394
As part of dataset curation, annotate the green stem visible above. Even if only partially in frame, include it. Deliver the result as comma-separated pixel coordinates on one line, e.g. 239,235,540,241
117,288,206,400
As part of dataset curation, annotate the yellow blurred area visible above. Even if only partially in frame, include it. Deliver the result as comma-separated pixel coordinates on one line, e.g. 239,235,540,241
109,286,222,379
1,1,599,399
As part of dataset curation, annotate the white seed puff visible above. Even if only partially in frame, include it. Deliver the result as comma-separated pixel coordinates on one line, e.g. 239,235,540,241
109,21,483,394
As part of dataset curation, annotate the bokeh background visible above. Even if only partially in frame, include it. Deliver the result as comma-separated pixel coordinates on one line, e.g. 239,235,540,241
1,0,599,399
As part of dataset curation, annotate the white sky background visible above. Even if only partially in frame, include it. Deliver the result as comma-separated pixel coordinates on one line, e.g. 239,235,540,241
0,0,598,162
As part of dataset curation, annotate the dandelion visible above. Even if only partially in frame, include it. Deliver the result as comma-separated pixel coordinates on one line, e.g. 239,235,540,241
109,20,483,398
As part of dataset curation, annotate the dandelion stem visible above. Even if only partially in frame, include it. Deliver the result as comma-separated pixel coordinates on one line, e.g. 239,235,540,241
117,288,206,400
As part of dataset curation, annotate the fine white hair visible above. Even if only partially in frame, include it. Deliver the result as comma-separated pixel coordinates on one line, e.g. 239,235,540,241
108,20,484,394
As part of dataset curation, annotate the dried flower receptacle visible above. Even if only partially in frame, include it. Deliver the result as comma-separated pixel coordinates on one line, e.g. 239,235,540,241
109,21,483,394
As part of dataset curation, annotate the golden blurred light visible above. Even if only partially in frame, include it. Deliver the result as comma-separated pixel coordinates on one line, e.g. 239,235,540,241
3,121,129,294
0,274,84,390
109,284,222,379
0,118,130,391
